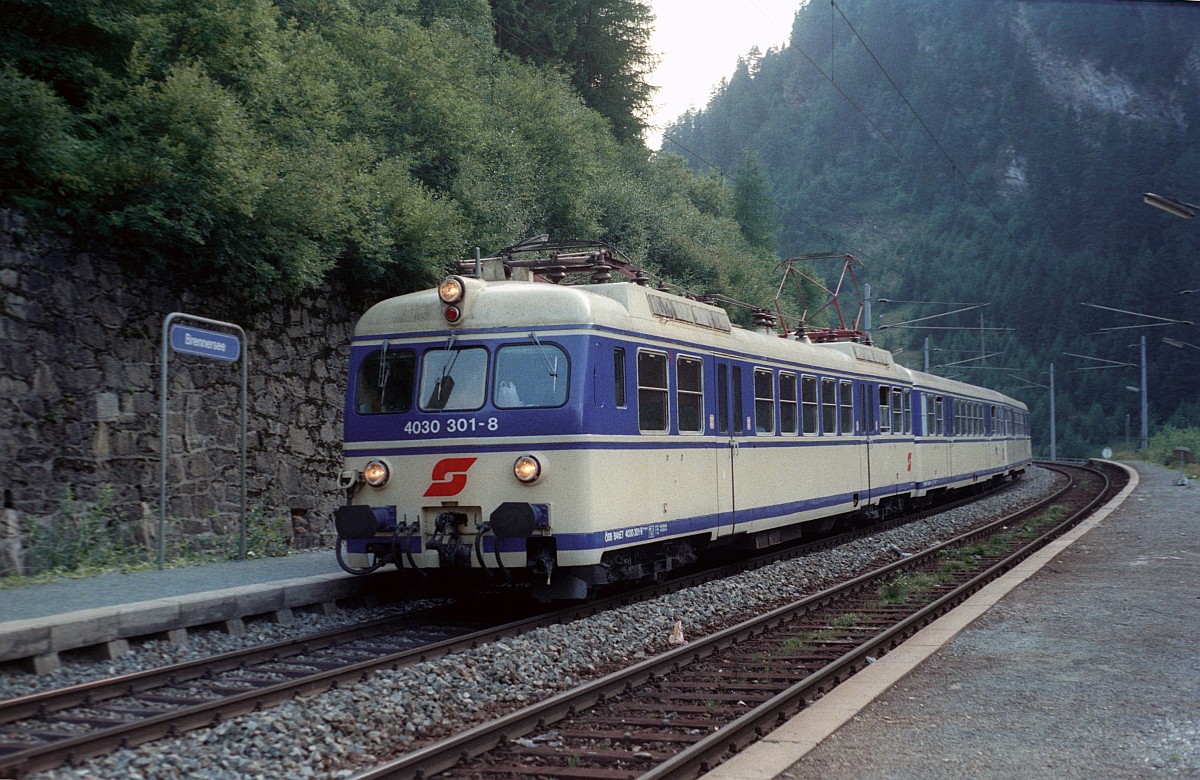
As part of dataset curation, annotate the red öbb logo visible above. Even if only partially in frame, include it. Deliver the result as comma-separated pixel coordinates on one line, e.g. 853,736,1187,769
423,457,478,497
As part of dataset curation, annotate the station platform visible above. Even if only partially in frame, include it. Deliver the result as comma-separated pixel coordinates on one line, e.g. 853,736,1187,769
0,548,395,673
706,460,1200,779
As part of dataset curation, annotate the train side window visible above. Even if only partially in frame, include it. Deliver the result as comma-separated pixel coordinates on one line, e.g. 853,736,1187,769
839,380,853,435
419,346,488,411
356,348,416,414
891,388,903,435
494,343,569,409
878,385,891,435
801,375,818,434
935,396,944,436
717,363,729,434
902,389,912,434
677,355,704,434
732,366,744,434
754,368,775,434
779,372,798,434
924,394,934,436
637,350,669,432
990,405,998,436
614,347,627,408
821,378,836,435
858,382,871,435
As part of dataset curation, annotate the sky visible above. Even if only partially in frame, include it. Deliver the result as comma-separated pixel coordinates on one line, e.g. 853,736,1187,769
646,0,802,150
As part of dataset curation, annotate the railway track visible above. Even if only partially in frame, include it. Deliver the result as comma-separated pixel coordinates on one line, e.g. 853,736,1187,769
0,468,1060,778
351,461,1119,780
0,605,505,777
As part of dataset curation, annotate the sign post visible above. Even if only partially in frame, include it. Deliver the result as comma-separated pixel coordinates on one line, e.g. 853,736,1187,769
160,313,248,568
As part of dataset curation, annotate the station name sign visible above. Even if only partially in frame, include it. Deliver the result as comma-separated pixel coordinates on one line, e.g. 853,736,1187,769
170,324,241,362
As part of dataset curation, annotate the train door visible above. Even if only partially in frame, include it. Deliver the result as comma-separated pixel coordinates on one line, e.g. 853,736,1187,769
856,380,873,508
714,359,741,536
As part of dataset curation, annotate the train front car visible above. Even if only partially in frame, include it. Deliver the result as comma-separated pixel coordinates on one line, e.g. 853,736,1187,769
335,270,625,600
333,246,1034,602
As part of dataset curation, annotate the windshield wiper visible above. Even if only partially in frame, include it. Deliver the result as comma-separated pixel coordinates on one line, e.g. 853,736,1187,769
529,333,559,392
427,333,458,410
378,339,391,390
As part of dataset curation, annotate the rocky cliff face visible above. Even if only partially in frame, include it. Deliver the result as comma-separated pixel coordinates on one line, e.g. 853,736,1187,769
1013,7,1190,132
0,212,361,571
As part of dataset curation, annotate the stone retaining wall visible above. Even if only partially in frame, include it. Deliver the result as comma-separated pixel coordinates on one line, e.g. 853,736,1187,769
0,213,364,573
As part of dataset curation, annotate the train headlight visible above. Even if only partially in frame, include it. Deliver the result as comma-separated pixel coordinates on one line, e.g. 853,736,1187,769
363,460,390,488
438,276,465,305
513,454,541,484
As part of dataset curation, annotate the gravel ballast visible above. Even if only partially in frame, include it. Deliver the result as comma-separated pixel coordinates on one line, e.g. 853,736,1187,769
4,468,1063,780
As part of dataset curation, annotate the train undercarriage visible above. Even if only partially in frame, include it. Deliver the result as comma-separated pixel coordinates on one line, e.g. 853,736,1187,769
335,469,1023,601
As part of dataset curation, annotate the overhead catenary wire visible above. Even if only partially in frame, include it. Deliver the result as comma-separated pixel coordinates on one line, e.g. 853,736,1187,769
829,0,1018,243
661,0,1028,265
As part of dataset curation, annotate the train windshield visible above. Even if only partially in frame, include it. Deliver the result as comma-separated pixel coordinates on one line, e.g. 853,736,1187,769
355,348,415,414
494,343,569,408
419,346,488,411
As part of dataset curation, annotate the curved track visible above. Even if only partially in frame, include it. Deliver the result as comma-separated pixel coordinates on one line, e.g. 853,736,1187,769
351,461,1119,780
0,471,1051,778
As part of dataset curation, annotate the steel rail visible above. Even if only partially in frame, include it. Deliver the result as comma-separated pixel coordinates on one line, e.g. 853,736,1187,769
351,462,1111,780
645,462,1112,780
0,470,1034,778
0,606,572,777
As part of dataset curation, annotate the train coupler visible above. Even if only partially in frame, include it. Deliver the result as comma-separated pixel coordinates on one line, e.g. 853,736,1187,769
428,511,472,568
526,536,558,586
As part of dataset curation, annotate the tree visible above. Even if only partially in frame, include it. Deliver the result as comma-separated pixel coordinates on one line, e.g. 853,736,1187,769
488,0,657,142
0,0,781,312
732,150,778,256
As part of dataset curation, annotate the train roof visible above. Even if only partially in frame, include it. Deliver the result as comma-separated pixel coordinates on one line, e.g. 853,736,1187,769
355,278,1026,411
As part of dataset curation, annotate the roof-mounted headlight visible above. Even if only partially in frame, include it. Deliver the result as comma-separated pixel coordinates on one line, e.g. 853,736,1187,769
438,276,465,305
363,460,390,487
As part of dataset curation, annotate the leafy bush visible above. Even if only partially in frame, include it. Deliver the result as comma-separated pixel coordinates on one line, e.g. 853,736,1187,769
1145,426,1200,475
24,485,144,577
1,0,780,311
5,487,297,587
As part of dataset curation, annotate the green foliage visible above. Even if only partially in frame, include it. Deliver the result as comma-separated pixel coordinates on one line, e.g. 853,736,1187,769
1145,426,1200,472
1,0,778,311
5,490,296,587
243,507,292,559
25,485,142,576
0,66,89,211
732,150,779,256
488,0,657,142
878,571,941,605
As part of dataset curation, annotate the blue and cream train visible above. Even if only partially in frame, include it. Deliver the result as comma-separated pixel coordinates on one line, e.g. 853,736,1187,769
335,246,1031,599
